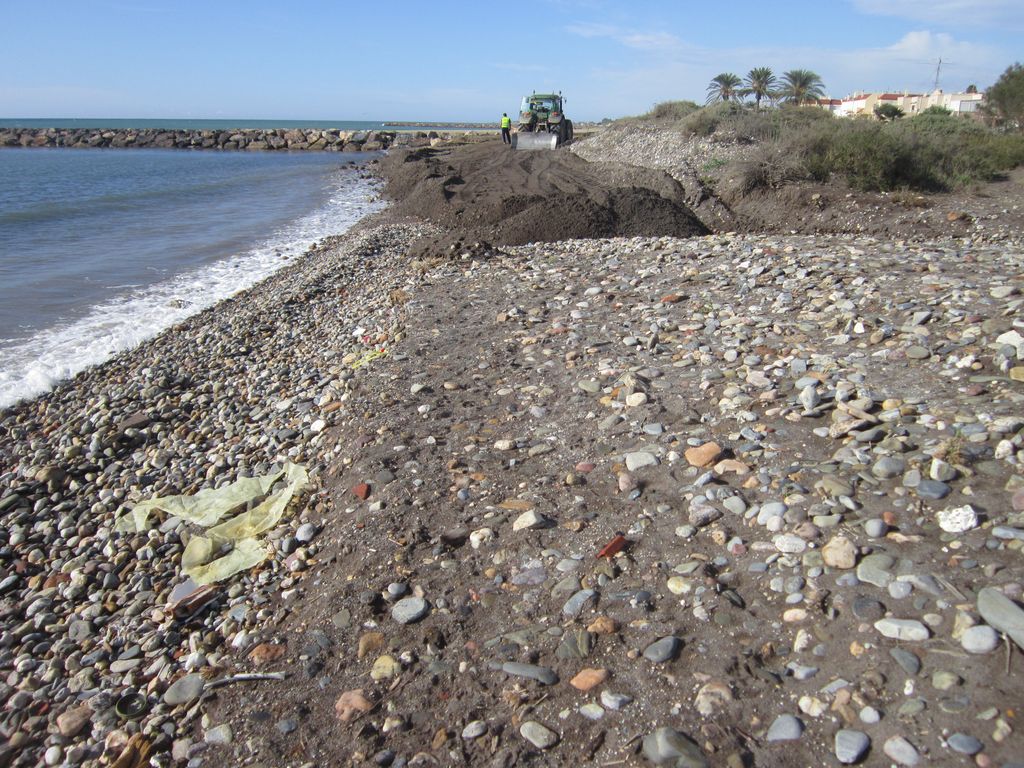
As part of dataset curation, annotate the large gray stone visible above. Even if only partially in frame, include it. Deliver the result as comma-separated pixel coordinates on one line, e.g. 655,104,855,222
643,636,682,663
520,721,558,749
977,587,1024,651
625,451,659,471
856,553,895,588
766,714,804,741
960,625,999,654
391,596,429,624
915,479,951,500
164,674,205,707
883,736,920,766
642,727,708,767
947,733,983,755
499,662,558,685
834,729,870,764
562,588,597,618
871,456,905,479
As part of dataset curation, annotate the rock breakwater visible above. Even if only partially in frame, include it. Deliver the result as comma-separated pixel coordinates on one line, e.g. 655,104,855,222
0,127,476,152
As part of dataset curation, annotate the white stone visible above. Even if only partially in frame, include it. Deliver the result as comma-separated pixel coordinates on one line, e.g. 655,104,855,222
936,505,978,534
462,721,487,740
798,695,827,717
469,527,494,549
773,534,807,554
874,618,930,642
995,330,1024,347
625,451,658,471
960,624,1000,654
513,510,548,531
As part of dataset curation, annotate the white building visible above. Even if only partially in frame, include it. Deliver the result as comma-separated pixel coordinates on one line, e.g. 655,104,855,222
817,89,984,118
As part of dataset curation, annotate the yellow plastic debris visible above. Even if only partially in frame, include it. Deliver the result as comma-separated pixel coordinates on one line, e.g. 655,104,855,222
116,462,308,585
350,348,388,370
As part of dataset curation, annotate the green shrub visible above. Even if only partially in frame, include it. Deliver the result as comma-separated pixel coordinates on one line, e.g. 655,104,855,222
728,106,834,143
645,100,701,121
732,142,807,193
761,111,1024,191
681,101,745,136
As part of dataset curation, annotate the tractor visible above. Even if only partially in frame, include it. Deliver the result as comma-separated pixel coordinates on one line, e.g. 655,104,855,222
512,91,574,151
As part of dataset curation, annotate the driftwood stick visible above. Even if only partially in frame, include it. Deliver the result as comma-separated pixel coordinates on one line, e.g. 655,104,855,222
207,672,287,689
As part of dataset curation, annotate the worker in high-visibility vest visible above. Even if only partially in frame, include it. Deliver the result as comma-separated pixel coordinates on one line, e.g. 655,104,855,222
500,113,512,145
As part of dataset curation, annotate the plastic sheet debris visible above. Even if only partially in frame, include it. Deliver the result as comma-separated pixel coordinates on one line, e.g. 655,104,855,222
116,463,308,585
350,348,388,370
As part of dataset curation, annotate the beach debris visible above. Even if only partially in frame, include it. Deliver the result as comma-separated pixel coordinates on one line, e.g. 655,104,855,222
116,462,308,584
597,534,628,559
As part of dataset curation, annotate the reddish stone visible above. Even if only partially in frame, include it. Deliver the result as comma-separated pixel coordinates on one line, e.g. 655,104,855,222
570,668,609,692
684,442,723,468
335,689,373,723
248,643,286,665
351,483,371,500
597,535,628,559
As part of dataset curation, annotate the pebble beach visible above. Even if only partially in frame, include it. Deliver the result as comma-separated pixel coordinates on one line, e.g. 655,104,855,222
2,131,1024,768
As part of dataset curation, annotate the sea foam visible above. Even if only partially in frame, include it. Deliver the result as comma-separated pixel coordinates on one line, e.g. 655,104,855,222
0,170,385,409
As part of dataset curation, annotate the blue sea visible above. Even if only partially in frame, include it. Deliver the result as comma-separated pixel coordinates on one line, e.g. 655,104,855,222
0,118,484,131
0,118,386,131
0,146,385,408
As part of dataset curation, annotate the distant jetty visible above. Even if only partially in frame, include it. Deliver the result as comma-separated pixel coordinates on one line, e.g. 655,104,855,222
0,126,494,152
383,121,492,130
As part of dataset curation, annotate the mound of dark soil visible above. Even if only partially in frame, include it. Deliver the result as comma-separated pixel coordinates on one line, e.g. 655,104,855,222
376,141,708,248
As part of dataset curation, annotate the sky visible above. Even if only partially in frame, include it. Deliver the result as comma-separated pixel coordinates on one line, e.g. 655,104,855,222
1,0,1021,122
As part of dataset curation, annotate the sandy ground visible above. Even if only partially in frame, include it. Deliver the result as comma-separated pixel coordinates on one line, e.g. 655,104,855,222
197,138,1024,768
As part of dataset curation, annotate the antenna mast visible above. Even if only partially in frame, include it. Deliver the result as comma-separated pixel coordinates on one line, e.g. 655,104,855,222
933,58,943,90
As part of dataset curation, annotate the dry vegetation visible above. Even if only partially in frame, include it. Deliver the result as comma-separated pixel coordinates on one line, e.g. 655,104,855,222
629,101,1024,194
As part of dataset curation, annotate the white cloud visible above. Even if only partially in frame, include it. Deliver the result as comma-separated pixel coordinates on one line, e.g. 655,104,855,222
620,32,682,51
567,22,683,51
831,30,1002,93
566,22,620,39
852,0,1024,28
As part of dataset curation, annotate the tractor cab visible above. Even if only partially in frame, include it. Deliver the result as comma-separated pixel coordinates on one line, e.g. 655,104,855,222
513,91,573,150
520,94,561,118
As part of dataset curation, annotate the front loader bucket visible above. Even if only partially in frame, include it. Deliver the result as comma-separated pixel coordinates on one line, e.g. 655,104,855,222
512,132,558,151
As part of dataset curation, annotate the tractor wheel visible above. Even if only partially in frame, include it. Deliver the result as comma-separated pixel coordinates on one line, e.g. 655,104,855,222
550,122,565,146
565,120,574,143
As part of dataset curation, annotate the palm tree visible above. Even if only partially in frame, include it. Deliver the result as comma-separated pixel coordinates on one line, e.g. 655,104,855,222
743,67,777,109
779,69,826,105
706,73,742,105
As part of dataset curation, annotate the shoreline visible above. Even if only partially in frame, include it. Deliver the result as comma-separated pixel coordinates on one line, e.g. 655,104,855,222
0,154,386,409
2,132,1024,767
